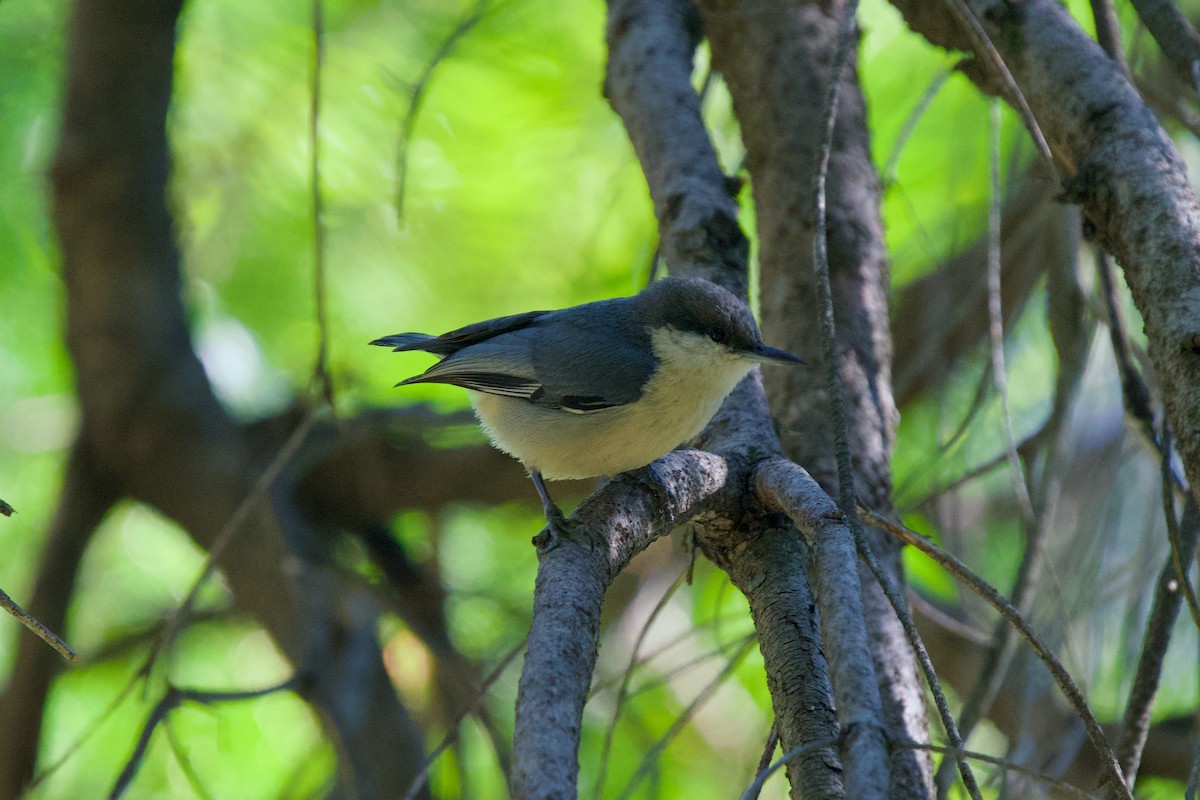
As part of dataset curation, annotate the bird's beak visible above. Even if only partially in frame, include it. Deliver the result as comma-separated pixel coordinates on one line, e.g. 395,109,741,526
748,342,808,366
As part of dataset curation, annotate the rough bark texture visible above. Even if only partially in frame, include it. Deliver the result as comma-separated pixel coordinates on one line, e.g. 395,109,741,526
723,526,845,800
755,460,894,799
511,450,737,798
890,0,1200,516
697,1,931,794
601,0,907,796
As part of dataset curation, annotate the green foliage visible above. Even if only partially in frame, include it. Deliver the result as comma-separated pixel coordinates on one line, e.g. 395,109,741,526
2,0,1198,796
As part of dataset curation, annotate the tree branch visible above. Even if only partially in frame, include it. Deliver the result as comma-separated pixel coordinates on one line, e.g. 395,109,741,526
890,0,1200,517
48,0,429,795
510,449,739,797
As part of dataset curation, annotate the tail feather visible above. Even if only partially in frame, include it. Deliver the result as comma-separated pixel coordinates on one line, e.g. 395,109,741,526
369,333,437,352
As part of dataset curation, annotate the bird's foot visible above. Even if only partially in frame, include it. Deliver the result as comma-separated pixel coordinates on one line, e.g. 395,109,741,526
532,505,573,552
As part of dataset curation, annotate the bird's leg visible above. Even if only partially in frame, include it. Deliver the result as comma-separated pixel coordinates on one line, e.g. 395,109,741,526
529,469,571,550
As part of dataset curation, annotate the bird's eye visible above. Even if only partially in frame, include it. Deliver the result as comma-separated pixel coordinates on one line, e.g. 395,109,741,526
707,326,728,344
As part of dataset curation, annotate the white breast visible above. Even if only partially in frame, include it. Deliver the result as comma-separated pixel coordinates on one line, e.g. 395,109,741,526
469,327,753,480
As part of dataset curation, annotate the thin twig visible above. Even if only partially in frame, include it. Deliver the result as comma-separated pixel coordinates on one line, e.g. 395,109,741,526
310,0,333,407
744,722,780,800
26,677,143,791
882,67,951,187
616,635,756,800
898,741,1100,799
1161,424,1200,628
395,0,490,220
985,98,1036,532
1187,734,1200,800
1128,0,1200,94
401,638,526,800
1090,0,1130,76
942,0,1057,171
0,586,76,662
144,410,324,674
1095,250,1159,452
738,737,840,800
811,4,980,796
1114,424,1200,786
936,98,1045,797
593,565,689,800
163,717,215,800
859,507,1133,798
110,677,299,799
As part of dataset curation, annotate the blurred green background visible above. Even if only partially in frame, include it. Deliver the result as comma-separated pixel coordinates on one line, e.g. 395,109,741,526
1,0,1196,797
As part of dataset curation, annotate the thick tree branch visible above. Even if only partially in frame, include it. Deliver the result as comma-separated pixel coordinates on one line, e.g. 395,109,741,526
889,0,1200,515
511,449,738,797
48,1,428,796
697,0,932,794
602,1,877,797
604,0,747,293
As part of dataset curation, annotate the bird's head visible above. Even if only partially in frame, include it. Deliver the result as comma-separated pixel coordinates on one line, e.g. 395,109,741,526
637,276,807,368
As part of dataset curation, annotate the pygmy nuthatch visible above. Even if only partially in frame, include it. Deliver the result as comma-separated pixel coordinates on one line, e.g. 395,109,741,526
371,276,805,547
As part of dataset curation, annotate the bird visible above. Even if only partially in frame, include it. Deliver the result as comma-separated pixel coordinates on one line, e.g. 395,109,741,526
371,276,806,549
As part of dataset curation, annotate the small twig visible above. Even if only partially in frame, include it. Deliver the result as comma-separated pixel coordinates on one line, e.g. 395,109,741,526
110,677,299,799
585,612,751,698
593,565,689,800
616,635,756,800
164,717,215,800
1128,0,1200,94
1114,425,1200,786
744,722,780,800
903,424,1042,510
26,677,142,791
1187,735,1200,800
1090,0,1130,76
395,0,491,220
860,507,1133,798
942,0,1057,172
0,586,77,662
897,741,1100,799
985,98,1036,532
811,5,979,796
1161,424,1200,627
738,737,840,800
144,410,323,674
882,67,951,187
619,634,756,701
1095,249,1159,451
401,638,526,800
936,98,1046,797
310,0,333,408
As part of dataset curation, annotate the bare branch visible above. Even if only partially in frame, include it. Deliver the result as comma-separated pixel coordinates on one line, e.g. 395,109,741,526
403,639,525,800
309,0,333,407
1090,0,1129,75
0,587,76,662
898,741,1100,800
395,0,490,220
110,677,298,799
1129,0,1200,92
510,449,740,796
861,508,1132,798
890,0,1200,520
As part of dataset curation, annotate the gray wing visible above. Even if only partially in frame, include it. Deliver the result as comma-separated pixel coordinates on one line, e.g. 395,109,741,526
398,303,657,412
